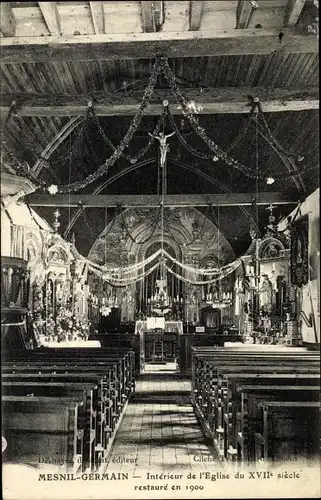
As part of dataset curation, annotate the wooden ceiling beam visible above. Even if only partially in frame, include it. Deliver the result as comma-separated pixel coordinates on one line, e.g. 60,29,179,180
26,192,297,208
0,28,318,63
38,2,61,36
141,1,163,32
141,1,156,32
236,1,255,29
1,87,318,117
284,0,306,27
189,1,203,31
89,1,105,34
0,3,17,36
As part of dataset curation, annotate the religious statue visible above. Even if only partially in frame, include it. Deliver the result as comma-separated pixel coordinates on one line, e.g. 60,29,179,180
259,275,273,314
121,286,135,322
149,131,175,168
266,243,279,259
296,236,303,264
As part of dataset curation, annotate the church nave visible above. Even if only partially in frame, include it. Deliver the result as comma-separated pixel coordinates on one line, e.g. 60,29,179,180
106,372,216,475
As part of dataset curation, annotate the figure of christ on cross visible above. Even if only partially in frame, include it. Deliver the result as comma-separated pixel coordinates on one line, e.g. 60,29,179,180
149,131,175,168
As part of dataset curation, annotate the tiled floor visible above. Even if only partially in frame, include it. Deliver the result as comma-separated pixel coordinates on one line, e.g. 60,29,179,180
106,367,219,475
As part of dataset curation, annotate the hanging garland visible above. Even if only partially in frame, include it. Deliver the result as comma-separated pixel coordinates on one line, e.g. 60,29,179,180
161,59,309,182
91,110,165,164
4,57,312,194
88,259,160,287
164,260,241,286
162,249,236,275
57,59,161,193
89,254,240,288
167,103,257,161
161,59,258,175
87,248,163,274
257,103,304,162
84,246,241,284
47,117,88,168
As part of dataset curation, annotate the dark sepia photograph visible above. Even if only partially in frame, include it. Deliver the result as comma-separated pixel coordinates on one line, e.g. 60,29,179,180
1,1,320,499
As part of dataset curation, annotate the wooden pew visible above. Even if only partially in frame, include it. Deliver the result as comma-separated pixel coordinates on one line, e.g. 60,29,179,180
2,347,136,472
3,358,129,421
191,347,319,394
236,385,320,463
191,349,319,427
2,381,98,471
190,345,320,464
2,371,111,466
2,363,123,438
8,348,136,395
219,372,320,442
196,364,319,456
247,398,320,463
192,354,319,424
179,333,243,375
2,395,84,473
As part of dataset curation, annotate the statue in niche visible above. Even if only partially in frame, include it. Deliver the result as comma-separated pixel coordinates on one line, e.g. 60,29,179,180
186,287,199,325
121,287,135,323
48,246,67,265
27,241,46,287
50,250,60,262
259,275,273,314
296,235,303,264
149,131,175,168
265,243,279,259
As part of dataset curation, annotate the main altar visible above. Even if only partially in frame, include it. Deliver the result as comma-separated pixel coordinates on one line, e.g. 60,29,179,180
135,320,183,336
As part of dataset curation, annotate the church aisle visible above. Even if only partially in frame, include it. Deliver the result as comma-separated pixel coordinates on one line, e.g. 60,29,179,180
106,371,219,475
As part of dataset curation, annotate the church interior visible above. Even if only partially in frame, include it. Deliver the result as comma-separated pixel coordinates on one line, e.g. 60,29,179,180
1,0,320,490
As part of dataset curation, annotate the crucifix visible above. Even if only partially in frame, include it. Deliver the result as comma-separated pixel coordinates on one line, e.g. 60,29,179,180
53,209,61,233
149,131,175,168
266,204,277,228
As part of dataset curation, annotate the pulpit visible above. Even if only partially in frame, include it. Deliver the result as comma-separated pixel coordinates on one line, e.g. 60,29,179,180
1,257,29,309
1,257,36,352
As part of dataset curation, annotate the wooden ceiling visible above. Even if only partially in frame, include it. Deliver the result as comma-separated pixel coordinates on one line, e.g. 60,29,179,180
0,1,319,255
